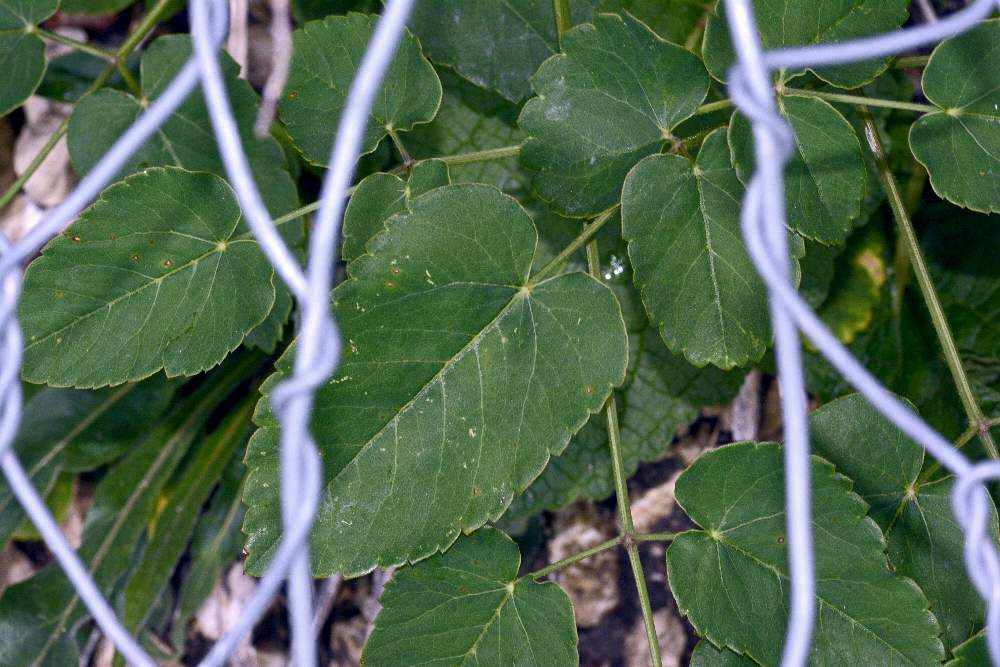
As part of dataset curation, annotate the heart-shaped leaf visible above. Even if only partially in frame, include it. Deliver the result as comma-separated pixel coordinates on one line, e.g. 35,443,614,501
519,12,709,217
729,95,866,245
667,440,944,665
702,0,910,89
243,184,628,576
67,34,301,353
810,394,998,651
910,20,1000,214
0,0,58,116
622,129,773,369
21,168,275,388
363,528,578,666
404,0,596,103
280,12,441,165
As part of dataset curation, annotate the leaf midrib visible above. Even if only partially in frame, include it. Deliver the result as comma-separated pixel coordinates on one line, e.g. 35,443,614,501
24,238,256,352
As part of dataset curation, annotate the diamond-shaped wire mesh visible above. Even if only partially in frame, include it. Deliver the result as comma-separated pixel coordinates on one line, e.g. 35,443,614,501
1,0,997,664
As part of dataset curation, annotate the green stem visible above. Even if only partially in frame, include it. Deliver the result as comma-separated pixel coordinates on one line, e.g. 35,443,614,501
859,109,998,459
34,27,116,61
117,0,174,60
893,54,930,69
529,535,623,579
0,0,172,212
694,98,734,116
437,144,522,166
919,417,1000,485
783,88,938,114
634,532,677,543
586,237,662,667
553,0,572,39
117,61,142,98
528,206,618,286
386,127,413,167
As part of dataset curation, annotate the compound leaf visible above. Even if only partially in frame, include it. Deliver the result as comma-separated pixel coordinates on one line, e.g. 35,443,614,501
0,0,58,115
810,394,998,651
363,527,578,666
243,184,627,576
910,20,1000,214
667,440,944,665
702,0,910,89
405,0,595,103
519,12,709,217
280,12,441,165
622,129,771,369
21,169,275,388
729,95,865,245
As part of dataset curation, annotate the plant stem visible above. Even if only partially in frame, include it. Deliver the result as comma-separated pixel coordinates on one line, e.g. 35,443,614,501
528,206,618,286
437,144,522,166
0,0,172,212
117,61,143,98
634,532,677,543
858,109,998,459
586,238,662,667
117,0,174,61
553,0,572,39
783,88,938,114
694,98,734,116
893,54,931,69
529,535,623,579
386,127,413,167
34,27,116,61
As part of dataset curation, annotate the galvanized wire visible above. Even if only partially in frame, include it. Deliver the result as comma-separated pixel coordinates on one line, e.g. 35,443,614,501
0,0,996,664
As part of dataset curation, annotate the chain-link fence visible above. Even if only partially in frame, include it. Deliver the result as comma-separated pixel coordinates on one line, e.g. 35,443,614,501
1,0,997,664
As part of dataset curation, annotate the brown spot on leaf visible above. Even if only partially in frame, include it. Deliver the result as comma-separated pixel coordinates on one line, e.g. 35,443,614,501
131,254,140,261
163,259,173,268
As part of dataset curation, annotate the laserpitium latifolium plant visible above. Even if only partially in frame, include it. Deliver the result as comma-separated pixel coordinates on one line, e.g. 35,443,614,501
0,0,999,664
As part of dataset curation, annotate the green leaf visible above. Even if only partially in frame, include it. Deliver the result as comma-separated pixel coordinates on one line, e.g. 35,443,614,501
507,327,742,518
407,70,528,194
243,184,628,576
280,13,442,166
701,0,910,89
810,394,997,650
59,0,135,15
729,95,866,244
0,360,249,666
121,397,254,650
362,527,578,666
519,12,710,217
690,641,760,667
170,454,247,651
341,159,450,264
910,20,1000,214
66,34,301,353
0,377,174,548
924,211,1000,367
405,0,596,103
946,631,988,666
813,223,887,344
622,129,772,369
38,51,132,104
598,0,710,45
667,441,944,665
0,0,58,116
21,168,275,388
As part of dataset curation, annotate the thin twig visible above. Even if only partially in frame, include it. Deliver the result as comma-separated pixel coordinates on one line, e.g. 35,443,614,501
858,108,998,459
